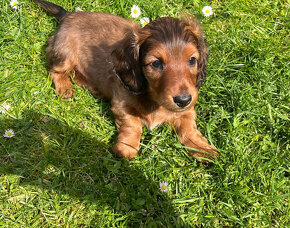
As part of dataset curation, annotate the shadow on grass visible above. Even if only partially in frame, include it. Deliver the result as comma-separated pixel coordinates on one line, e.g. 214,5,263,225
0,109,188,227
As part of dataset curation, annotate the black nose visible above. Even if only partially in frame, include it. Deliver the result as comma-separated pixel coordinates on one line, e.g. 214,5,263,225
173,94,192,108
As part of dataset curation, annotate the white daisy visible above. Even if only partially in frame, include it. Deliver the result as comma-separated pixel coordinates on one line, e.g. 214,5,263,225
202,6,213,17
140,17,150,27
131,5,141,18
10,0,19,9
75,7,83,12
159,181,168,192
3,129,15,138
0,104,11,114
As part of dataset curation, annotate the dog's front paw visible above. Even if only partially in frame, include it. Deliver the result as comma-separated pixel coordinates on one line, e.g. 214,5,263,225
189,145,219,163
112,142,138,159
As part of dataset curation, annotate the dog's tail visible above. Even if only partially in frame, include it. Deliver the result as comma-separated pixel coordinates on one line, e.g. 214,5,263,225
34,0,67,20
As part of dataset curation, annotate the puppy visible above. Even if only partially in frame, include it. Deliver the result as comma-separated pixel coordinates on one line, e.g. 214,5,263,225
34,0,218,162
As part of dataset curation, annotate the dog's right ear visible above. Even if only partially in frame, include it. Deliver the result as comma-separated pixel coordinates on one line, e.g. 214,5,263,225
111,28,148,95
181,14,208,89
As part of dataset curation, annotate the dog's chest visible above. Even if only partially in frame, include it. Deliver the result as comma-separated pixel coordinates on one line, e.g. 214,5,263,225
140,107,175,131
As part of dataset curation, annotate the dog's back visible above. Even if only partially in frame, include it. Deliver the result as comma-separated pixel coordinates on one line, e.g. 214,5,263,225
35,0,138,99
50,12,137,98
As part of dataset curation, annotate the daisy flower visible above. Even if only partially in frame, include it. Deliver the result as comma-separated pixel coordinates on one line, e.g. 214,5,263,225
75,7,83,12
0,104,11,114
202,6,213,17
10,0,19,9
140,17,150,27
160,181,168,192
131,5,141,18
3,129,15,138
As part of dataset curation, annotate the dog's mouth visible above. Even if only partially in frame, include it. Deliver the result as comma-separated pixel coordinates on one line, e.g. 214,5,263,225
160,99,193,113
173,104,193,112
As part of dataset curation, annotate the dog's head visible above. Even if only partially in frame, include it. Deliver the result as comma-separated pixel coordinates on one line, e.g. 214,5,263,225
111,16,207,112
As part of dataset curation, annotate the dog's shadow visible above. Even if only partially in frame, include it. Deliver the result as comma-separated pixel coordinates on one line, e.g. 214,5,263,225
0,109,188,226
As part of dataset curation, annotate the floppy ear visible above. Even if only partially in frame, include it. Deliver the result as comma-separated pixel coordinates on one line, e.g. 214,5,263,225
111,29,147,95
196,36,207,89
182,15,208,89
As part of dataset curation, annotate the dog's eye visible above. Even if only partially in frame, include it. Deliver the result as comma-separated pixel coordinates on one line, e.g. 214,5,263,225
151,59,163,70
188,57,196,67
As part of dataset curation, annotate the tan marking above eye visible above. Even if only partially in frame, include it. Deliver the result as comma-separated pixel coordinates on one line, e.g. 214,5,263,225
183,43,199,60
143,56,160,66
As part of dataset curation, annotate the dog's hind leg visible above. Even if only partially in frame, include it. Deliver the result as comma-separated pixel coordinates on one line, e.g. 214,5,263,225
50,60,74,99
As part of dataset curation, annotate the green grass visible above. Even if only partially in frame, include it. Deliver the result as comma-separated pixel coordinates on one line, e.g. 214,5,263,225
0,0,289,227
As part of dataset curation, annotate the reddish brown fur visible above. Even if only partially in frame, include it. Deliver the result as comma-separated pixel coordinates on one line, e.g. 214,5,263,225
43,11,218,162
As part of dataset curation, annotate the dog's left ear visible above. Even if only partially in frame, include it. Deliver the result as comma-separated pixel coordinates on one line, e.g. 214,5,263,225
111,27,147,95
182,15,208,89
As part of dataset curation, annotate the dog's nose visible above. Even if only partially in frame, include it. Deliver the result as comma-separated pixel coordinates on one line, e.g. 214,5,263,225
173,94,192,108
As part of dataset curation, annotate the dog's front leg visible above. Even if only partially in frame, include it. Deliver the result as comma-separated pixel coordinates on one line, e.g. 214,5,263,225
112,112,142,159
172,112,218,162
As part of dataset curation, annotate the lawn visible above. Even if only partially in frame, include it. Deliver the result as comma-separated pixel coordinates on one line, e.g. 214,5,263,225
0,0,289,227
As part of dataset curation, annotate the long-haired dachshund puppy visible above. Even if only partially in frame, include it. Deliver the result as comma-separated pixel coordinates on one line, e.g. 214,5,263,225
34,0,218,162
